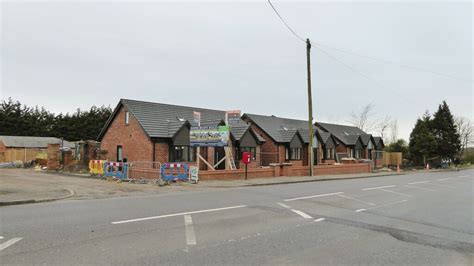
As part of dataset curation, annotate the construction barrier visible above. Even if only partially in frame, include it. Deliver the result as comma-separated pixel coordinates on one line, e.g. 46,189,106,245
104,161,128,180
161,162,189,182
89,160,107,174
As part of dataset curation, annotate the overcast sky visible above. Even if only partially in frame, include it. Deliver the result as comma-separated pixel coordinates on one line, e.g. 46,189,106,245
1,0,472,141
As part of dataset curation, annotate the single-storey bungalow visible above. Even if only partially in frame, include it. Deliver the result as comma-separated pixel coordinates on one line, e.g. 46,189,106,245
316,122,384,161
97,99,265,170
242,113,339,166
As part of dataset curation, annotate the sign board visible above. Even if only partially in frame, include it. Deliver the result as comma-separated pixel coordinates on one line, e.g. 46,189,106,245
190,125,230,147
193,111,201,126
189,166,199,183
226,110,241,125
242,152,251,165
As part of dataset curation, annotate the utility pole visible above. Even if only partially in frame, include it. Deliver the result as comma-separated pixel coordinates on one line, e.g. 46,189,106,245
306,38,314,176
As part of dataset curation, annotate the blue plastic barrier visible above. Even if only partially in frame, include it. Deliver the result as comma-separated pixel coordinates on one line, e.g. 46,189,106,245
161,162,189,182
104,162,128,180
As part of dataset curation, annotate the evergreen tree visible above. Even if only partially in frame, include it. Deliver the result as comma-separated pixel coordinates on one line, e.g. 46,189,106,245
409,112,437,166
431,101,461,161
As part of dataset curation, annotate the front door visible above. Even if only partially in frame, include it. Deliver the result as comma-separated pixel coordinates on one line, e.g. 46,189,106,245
313,148,318,165
214,147,226,170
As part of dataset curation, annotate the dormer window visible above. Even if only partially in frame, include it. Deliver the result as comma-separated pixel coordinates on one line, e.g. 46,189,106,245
125,111,130,125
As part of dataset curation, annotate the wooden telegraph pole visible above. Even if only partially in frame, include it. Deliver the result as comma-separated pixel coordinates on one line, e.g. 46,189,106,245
306,38,314,176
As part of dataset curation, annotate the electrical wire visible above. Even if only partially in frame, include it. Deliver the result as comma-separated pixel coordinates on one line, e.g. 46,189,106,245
267,0,306,43
313,45,419,106
313,42,472,83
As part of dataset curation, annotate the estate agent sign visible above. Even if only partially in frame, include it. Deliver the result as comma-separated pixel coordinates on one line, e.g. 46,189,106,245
190,125,230,147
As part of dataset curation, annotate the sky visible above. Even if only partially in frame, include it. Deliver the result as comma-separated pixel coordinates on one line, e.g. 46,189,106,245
1,0,472,141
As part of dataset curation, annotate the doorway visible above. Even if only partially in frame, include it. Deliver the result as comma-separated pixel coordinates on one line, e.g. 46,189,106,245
214,147,226,170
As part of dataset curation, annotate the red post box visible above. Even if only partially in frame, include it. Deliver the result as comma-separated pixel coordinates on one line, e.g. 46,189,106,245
242,151,252,165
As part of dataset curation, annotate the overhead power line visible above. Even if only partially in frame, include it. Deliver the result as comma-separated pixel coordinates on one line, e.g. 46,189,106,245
267,0,305,43
313,42,473,83
313,45,419,106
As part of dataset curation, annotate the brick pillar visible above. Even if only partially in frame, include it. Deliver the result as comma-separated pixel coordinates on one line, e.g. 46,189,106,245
47,144,60,170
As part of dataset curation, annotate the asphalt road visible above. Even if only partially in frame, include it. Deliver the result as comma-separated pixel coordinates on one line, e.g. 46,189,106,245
1,169,473,265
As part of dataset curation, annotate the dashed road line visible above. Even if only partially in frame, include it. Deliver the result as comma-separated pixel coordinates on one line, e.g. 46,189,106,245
362,185,396,191
277,202,290,209
337,194,376,206
111,205,247,224
408,181,429,185
437,177,454,181
314,218,326,222
284,192,343,202
0,236,3,240
379,189,413,197
291,209,313,219
404,185,436,192
355,200,409,212
184,215,197,246
0,237,22,251
428,183,456,189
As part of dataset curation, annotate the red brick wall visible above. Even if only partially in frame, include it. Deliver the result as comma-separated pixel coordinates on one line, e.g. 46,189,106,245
100,105,153,162
199,167,276,180
153,142,169,163
47,143,60,170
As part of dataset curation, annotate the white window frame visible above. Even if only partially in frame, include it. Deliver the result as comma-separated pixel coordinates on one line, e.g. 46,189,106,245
125,111,130,125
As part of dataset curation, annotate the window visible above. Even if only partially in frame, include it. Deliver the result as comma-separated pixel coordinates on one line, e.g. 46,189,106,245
285,147,301,160
170,146,196,162
325,148,334,159
354,149,361,159
125,112,130,125
236,147,256,160
117,145,123,162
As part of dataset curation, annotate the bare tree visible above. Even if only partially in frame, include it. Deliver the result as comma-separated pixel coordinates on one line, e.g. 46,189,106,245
455,116,473,158
376,115,392,143
389,119,398,144
347,103,378,132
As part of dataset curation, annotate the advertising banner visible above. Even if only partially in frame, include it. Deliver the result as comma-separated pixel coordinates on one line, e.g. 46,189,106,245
190,125,230,147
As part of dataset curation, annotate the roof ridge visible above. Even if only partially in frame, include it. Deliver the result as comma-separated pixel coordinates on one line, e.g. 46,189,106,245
122,98,227,113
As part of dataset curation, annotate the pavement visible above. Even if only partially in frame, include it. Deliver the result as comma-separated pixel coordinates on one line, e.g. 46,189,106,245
0,168,472,265
0,168,407,205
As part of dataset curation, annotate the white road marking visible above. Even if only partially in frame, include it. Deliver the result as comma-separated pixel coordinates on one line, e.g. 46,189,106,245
355,209,367,212
337,194,376,206
277,202,290,209
428,183,456,189
314,218,326,222
408,181,429,185
458,175,469,178
366,199,409,210
404,185,436,192
0,236,3,240
291,209,313,219
379,189,413,197
438,177,454,181
0,238,22,251
184,215,197,246
283,192,343,202
112,205,247,224
362,185,396,191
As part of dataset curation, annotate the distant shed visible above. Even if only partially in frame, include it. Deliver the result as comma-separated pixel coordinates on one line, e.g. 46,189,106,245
0,136,73,163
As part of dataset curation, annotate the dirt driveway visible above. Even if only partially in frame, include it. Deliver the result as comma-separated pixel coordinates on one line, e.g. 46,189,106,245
0,169,206,203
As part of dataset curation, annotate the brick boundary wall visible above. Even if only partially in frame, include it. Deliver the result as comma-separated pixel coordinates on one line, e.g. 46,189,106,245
126,161,371,180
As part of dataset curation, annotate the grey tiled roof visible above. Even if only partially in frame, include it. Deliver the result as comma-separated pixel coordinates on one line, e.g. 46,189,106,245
120,99,226,139
319,131,332,144
373,137,385,149
317,122,370,146
243,113,318,143
0,136,74,148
